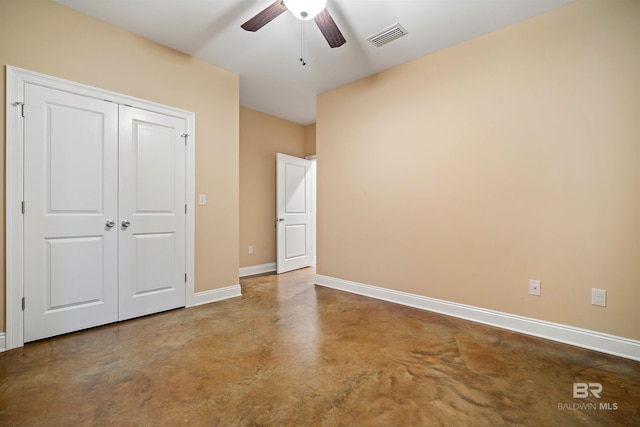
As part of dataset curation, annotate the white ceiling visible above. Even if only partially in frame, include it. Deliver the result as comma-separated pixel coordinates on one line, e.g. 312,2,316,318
54,0,574,125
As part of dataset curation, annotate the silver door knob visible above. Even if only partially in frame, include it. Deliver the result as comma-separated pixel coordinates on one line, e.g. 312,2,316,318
105,220,115,228
121,220,131,228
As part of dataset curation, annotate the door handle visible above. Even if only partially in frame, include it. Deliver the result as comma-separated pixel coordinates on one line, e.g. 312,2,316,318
105,220,115,228
121,219,131,228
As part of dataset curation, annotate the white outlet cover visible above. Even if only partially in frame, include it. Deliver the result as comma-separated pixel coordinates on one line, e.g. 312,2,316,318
199,194,206,206
592,288,606,307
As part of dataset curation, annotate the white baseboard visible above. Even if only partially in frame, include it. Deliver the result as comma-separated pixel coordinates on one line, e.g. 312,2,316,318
315,275,640,362
0,333,5,352
192,285,242,307
239,262,277,277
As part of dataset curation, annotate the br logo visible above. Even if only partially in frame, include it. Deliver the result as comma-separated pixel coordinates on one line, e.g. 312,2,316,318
573,383,602,398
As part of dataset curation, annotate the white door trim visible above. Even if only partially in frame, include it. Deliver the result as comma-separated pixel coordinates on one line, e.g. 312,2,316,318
5,66,196,350
306,157,317,266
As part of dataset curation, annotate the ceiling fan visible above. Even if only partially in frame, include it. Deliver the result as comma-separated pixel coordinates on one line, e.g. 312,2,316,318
241,0,346,48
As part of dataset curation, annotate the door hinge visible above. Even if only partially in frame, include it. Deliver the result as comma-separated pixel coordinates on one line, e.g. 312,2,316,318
185,273,187,283
22,297,25,311
14,101,25,117
185,204,187,214
181,133,189,145
21,201,25,214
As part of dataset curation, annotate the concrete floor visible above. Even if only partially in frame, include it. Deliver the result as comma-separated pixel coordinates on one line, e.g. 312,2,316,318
1,267,639,426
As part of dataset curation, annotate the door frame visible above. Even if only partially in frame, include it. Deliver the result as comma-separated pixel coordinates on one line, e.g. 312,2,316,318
305,155,317,266
5,66,196,350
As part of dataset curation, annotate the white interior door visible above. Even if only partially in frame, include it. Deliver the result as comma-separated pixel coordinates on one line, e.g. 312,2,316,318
118,106,187,320
276,153,313,274
23,84,119,342
23,87,187,341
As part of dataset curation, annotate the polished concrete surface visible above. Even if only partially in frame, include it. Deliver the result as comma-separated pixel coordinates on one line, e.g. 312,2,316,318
1,267,639,426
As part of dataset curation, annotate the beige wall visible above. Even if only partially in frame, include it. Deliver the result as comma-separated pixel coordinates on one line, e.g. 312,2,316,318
239,107,306,268
317,0,640,340
304,124,317,157
0,0,240,331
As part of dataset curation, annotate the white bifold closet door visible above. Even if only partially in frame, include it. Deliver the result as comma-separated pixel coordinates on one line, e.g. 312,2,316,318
23,84,186,342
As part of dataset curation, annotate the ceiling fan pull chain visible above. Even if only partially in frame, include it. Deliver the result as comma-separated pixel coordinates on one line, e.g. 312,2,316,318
300,20,306,66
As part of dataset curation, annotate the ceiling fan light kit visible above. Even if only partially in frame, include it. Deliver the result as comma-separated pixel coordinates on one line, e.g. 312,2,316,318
283,0,327,20
241,0,346,50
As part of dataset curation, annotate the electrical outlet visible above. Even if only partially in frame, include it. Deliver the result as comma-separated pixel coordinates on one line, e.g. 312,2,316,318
248,245,253,255
592,288,606,307
529,280,541,296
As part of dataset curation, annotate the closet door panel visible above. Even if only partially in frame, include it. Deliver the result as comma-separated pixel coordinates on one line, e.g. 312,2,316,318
118,106,186,320
23,84,119,342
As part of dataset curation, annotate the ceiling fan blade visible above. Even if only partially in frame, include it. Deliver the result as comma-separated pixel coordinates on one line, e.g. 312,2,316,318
241,0,288,32
314,8,346,48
